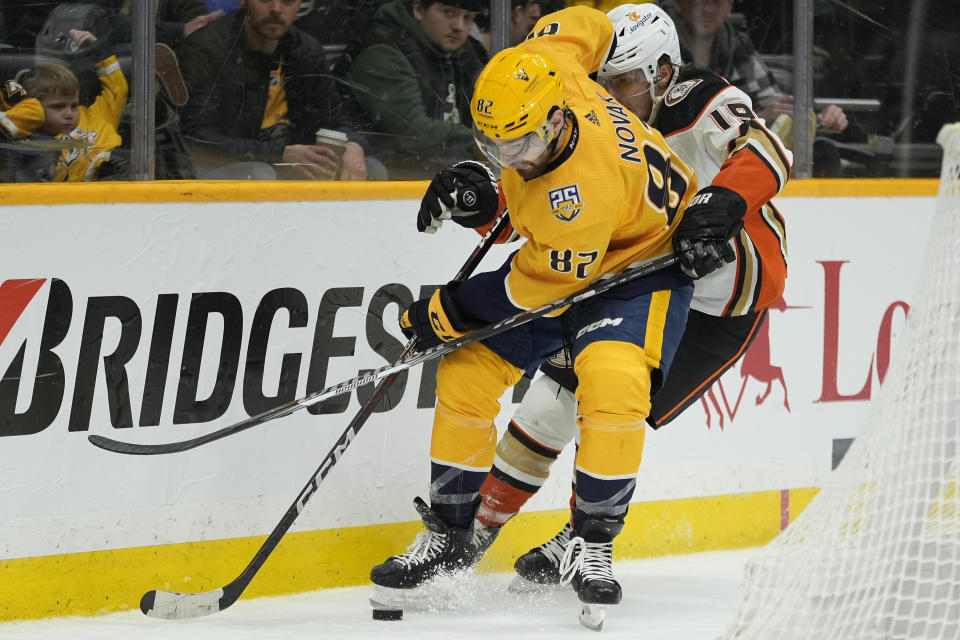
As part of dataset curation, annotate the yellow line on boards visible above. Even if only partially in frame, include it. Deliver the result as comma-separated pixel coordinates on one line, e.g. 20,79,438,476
0,180,430,206
0,488,817,622
780,178,938,197
0,178,939,206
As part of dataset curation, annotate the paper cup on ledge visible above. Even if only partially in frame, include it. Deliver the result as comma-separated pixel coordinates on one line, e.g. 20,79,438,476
315,128,348,161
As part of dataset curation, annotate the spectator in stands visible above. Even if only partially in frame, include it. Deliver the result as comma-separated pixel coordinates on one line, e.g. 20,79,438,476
339,0,488,178
664,0,848,134
177,0,373,180
111,1,225,49
472,0,543,54
510,0,543,44
2,1,223,51
2,2,66,49
1,29,128,182
10,2,218,112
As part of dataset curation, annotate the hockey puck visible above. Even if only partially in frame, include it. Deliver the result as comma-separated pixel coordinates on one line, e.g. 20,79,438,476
372,608,403,621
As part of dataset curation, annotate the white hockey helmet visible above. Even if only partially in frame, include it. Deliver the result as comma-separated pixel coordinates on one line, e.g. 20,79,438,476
599,3,682,83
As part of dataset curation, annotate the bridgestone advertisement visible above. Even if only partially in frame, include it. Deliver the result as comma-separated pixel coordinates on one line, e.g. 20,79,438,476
0,194,935,560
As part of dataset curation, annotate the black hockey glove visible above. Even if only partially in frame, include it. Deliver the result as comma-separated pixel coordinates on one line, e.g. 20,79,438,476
417,160,500,233
399,283,483,350
673,185,748,279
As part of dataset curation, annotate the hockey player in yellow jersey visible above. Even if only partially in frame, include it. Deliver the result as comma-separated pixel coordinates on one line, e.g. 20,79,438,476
1,51,127,181
371,6,699,629
499,3,791,591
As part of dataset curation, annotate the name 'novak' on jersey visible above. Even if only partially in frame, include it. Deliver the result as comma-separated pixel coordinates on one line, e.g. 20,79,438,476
457,6,698,324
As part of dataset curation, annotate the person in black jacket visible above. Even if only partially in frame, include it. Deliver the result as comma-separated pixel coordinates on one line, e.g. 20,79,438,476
178,0,371,180
339,0,487,179
3,1,221,51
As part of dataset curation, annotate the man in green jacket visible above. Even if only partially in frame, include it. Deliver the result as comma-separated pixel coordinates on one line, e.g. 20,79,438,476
340,0,488,178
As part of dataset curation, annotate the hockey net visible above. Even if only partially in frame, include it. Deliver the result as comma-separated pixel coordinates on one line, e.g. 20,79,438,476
720,123,960,640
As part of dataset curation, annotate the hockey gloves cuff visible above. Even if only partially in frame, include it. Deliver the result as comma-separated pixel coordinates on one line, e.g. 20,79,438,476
673,185,748,279
417,161,501,233
399,283,483,350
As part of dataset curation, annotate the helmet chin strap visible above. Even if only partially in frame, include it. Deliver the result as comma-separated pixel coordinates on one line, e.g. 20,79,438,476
646,64,680,125
542,107,569,159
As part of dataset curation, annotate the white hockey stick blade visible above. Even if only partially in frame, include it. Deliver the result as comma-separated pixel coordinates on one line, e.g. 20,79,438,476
140,587,227,620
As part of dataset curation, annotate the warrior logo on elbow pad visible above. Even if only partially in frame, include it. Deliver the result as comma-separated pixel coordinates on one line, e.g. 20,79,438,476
548,185,584,222
688,192,713,207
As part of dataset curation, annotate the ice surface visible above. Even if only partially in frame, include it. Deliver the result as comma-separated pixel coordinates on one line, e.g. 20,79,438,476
0,549,751,639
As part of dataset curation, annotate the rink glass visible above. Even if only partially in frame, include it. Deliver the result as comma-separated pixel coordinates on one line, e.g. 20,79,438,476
0,1,954,181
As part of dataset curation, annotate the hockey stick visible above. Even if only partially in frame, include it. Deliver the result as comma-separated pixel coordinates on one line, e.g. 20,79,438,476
134,211,512,621
88,211,509,456
137,252,680,620
90,251,680,457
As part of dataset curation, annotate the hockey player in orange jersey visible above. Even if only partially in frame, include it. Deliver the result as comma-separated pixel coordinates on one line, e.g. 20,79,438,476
370,5,700,629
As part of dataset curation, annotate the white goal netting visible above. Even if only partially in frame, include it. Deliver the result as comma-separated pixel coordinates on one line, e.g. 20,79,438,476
720,123,960,640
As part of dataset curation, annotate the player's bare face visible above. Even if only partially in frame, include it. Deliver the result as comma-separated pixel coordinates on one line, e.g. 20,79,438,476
603,71,654,122
481,134,549,178
496,133,546,167
414,2,476,53
243,0,297,44
475,110,563,178
507,117,566,180
40,90,80,136
511,148,552,180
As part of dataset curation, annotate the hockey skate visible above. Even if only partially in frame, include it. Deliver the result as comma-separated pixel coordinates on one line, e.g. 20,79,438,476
558,519,622,632
508,521,573,593
369,497,497,616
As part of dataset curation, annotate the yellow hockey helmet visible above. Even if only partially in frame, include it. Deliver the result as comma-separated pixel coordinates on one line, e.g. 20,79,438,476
471,47,566,167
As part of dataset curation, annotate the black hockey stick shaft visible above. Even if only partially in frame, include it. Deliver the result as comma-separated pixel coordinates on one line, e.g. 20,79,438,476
140,252,680,620
138,212,512,621
88,211,510,457
300,208,513,471
91,252,679,456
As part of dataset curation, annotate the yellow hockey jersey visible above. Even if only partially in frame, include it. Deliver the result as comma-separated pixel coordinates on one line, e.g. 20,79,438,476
0,55,127,181
459,7,697,322
0,96,46,140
